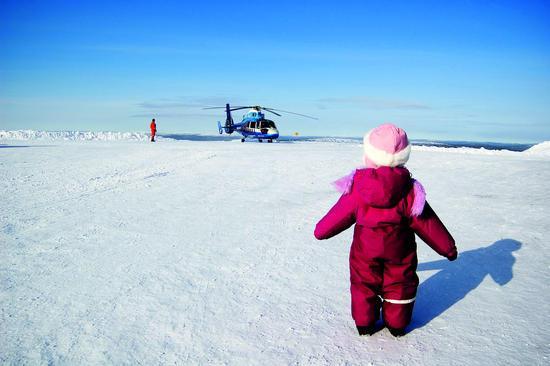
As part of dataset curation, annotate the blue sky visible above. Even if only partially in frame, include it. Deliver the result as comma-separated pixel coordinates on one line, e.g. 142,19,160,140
1,0,549,142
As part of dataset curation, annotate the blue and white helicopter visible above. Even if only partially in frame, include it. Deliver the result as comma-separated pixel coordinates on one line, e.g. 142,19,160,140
204,104,317,142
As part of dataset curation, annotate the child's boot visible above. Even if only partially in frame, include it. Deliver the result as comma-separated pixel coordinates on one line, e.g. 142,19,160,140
356,324,377,336
387,327,406,337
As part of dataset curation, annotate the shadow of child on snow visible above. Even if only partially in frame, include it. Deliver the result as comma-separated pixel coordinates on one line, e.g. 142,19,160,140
409,239,522,330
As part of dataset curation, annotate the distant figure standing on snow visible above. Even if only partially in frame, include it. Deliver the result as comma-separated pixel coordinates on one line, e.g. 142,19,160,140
314,123,457,337
150,118,157,142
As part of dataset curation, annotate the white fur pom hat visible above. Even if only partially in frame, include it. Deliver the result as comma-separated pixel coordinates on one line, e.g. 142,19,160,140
363,123,411,168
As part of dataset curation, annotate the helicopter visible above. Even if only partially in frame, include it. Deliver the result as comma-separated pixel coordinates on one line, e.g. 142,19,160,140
203,104,317,142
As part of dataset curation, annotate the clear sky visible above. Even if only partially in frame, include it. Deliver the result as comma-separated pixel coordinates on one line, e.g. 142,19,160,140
1,0,549,142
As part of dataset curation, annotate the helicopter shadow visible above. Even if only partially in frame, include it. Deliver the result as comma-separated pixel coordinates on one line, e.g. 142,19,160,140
409,239,522,330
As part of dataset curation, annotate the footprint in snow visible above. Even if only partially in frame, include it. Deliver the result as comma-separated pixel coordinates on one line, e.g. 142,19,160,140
144,171,170,180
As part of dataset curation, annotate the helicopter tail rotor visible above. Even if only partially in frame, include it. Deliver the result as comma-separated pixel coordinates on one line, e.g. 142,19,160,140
223,103,235,134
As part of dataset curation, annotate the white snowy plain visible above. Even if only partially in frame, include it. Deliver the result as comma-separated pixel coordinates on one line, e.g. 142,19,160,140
1,136,549,365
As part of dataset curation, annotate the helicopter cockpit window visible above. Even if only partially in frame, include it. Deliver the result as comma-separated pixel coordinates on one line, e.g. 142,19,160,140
250,122,256,129
260,121,275,128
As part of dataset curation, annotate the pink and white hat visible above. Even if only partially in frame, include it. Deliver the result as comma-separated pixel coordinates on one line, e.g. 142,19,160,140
363,123,411,168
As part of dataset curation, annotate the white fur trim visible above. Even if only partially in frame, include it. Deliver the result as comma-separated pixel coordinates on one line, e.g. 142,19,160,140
363,132,411,167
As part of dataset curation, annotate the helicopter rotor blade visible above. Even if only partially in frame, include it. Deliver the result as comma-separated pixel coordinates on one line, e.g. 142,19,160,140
202,105,250,110
263,109,282,117
229,106,254,111
204,105,318,119
263,107,318,120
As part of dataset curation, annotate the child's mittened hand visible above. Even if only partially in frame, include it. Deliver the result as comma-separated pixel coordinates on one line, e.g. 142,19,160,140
447,249,458,261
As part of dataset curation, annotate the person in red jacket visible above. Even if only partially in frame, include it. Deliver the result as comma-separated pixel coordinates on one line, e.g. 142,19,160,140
150,118,157,142
314,123,457,337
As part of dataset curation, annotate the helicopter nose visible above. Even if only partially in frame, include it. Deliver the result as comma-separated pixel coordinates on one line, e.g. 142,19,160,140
262,127,279,135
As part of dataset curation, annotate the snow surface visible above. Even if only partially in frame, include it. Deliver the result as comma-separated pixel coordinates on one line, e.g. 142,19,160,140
1,137,549,365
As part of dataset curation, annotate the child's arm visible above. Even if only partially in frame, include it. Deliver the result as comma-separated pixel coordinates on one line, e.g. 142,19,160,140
314,192,357,240
410,202,457,260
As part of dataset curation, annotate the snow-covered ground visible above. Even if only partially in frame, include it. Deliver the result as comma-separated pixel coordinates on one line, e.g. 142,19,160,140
1,136,549,365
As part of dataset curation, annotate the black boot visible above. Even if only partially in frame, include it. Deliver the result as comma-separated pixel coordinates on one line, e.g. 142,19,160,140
356,325,376,336
387,327,406,337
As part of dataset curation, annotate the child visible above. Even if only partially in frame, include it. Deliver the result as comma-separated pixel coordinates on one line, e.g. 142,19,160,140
314,123,457,337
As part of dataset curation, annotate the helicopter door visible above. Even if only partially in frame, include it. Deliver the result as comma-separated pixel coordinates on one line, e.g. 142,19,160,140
259,121,269,134
250,121,257,130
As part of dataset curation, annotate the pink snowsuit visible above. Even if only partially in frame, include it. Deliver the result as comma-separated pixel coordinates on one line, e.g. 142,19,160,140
314,167,457,329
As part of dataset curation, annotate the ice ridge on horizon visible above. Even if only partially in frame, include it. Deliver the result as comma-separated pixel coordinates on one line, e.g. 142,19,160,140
0,130,546,153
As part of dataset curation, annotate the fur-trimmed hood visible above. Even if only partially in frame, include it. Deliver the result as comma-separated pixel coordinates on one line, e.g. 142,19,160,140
332,167,426,217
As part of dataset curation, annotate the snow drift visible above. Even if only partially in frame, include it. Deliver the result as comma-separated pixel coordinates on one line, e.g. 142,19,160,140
524,141,550,157
0,130,149,141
